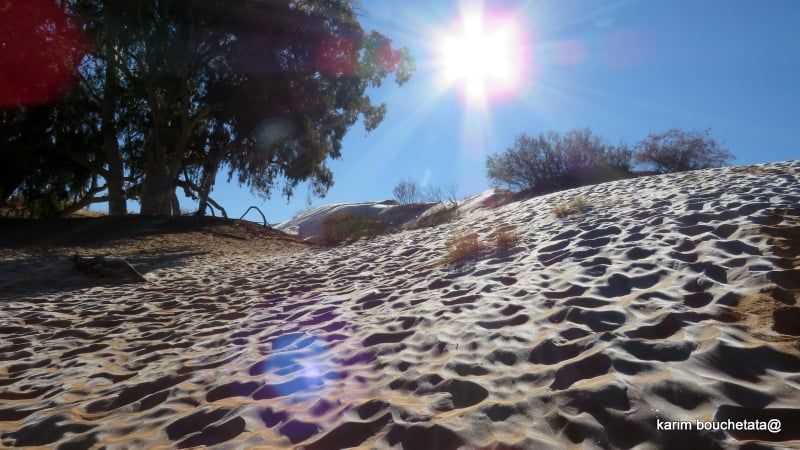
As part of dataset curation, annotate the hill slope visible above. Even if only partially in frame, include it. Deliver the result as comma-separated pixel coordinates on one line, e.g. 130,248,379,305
1,161,799,449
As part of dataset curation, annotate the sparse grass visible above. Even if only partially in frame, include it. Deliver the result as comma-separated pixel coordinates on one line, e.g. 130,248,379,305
552,196,590,218
492,223,520,249
485,189,516,209
321,213,388,245
730,165,793,176
414,205,458,228
443,229,485,265
441,223,521,266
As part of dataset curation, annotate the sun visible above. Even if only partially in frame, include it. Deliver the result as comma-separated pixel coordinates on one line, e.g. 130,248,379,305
437,10,523,102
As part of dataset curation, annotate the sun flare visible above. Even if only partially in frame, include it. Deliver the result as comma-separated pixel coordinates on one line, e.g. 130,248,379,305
438,10,523,102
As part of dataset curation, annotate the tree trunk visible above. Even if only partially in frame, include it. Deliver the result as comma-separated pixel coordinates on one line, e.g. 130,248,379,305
196,158,220,217
103,132,127,215
102,23,126,215
139,163,174,215
171,191,180,216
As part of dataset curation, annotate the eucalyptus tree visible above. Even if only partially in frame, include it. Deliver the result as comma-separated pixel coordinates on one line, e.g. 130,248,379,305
4,0,414,217
109,0,414,215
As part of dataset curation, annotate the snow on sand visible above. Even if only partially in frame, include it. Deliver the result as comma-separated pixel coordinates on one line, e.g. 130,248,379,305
1,161,799,448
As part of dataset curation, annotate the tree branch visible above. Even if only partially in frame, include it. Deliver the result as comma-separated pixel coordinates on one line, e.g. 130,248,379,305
206,196,227,218
239,206,267,226
176,179,228,218
58,191,109,218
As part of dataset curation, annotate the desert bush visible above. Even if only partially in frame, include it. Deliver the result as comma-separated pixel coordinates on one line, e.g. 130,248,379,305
415,205,459,228
731,165,791,176
486,128,633,193
1,194,76,218
443,230,485,265
422,182,459,206
492,223,520,249
322,213,388,244
635,128,733,173
422,185,443,203
393,179,420,204
553,197,590,218
442,224,520,265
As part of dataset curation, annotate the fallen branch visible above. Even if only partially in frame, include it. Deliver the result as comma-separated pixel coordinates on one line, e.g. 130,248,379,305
72,255,147,283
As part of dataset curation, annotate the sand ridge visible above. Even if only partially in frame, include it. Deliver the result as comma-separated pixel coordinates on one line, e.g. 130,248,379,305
1,161,799,449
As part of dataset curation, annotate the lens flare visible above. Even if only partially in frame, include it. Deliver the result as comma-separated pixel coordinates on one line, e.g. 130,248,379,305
0,0,85,108
437,9,525,103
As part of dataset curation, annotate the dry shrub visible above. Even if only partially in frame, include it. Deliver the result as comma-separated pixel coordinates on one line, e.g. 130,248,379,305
393,179,420,204
442,223,520,265
730,165,793,176
553,196,589,218
636,128,733,173
322,213,388,245
486,128,634,192
443,230,485,265
415,205,458,228
493,223,520,249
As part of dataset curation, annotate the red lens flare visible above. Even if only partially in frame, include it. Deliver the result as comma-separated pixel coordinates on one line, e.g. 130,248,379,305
0,0,85,108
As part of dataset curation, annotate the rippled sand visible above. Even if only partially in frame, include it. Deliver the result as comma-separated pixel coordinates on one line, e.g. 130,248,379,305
1,162,799,449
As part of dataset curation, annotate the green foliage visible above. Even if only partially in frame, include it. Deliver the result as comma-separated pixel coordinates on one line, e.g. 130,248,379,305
322,213,389,245
5,0,415,216
0,89,102,217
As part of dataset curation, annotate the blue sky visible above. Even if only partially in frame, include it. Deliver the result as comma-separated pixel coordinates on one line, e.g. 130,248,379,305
196,0,799,224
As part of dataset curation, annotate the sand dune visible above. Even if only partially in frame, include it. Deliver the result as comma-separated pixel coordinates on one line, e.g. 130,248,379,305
276,188,512,241
1,162,799,449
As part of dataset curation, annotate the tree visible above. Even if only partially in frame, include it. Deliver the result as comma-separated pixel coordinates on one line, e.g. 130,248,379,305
0,73,110,217
0,0,103,217
117,0,414,215
393,179,420,204
3,0,414,217
635,128,733,173
421,182,459,206
486,128,633,193
422,185,443,203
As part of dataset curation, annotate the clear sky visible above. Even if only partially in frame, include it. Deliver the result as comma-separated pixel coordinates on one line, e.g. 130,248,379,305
194,0,800,224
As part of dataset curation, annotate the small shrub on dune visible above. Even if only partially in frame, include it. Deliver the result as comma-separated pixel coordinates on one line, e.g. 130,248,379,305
492,223,520,249
636,128,733,174
443,230,485,265
553,197,589,218
442,223,520,265
731,165,792,177
485,128,634,195
415,205,458,228
413,182,460,228
322,213,388,245
393,179,420,205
